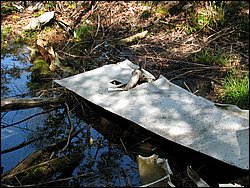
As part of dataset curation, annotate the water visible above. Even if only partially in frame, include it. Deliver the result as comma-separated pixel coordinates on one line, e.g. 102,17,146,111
1,49,142,186
1,47,248,187
1,54,39,172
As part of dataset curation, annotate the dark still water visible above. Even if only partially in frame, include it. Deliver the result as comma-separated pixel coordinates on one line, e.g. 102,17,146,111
1,51,142,186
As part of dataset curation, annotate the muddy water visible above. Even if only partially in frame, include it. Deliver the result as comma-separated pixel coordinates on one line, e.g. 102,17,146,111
1,49,142,186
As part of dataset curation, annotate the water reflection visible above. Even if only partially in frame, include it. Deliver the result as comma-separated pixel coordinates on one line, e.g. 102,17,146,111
1,54,39,172
1,51,142,186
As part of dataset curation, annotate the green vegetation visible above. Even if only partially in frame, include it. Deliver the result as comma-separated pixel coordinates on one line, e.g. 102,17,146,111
44,2,55,10
221,70,249,109
155,6,168,17
67,1,77,9
140,10,152,19
194,48,233,66
21,30,39,44
74,23,94,41
185,2,225,34
1,25,12,43
33,9,46,17
30,58,51,76
1,3,18,15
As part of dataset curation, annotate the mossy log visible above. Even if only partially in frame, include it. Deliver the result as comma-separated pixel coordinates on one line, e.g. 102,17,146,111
1,129,84,186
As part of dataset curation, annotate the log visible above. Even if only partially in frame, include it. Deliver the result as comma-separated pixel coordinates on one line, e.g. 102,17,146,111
1,97,65,112
1,128,84,185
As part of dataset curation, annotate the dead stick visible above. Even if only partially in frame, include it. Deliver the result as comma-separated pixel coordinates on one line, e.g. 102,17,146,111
1,108,57,128
2,172,94,187
128,137,151,150
120,138,129,155
2,157,60,180
1,97,65,112
1,137,40,154
183,81,193,93
61,102,74,151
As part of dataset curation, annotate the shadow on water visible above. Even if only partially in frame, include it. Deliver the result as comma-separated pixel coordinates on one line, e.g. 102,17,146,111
1,46,142,187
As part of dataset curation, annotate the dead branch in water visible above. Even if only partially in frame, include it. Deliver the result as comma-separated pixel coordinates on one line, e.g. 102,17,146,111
61,102,75,151
1,128,84,185
1,97,65,112
1,137,41,154
1,108,58,128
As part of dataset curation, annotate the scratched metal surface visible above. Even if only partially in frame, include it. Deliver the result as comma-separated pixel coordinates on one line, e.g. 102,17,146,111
55,60,249,170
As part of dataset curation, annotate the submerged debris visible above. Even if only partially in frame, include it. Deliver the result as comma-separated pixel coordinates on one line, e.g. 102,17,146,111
137,154,175,187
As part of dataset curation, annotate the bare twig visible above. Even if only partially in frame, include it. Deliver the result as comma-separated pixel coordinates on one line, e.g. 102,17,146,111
120,138,129,155
140,175,172,187
90,41,105,54
183,81,193,93
205,27,235,44
127,137,151,150
1,108,57,128
58,50,90,59
2,168,94,187
61,102,74,151
187,166,210,187
95,13,100,37
169,66,223,81
1,137,40,154
14,175,22,186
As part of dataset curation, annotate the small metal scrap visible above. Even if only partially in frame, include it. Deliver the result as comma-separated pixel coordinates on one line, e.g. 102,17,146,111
187,166,210,187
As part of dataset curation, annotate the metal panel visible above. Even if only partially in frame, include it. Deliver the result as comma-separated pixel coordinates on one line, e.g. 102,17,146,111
55,60,249,170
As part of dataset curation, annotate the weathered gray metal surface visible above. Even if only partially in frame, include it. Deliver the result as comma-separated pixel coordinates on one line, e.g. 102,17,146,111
55,60,249,170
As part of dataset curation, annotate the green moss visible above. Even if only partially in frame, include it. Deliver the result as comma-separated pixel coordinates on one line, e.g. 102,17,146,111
155,6,168,17
22,30,39,44
31,58,50,75
30,166,47,176
74,24,94,41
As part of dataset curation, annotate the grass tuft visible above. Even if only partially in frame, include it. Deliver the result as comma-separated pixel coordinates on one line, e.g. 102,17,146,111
221,69,249,109
194,48,233,66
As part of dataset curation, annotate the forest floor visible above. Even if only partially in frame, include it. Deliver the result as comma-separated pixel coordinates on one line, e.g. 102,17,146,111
1,1,249,108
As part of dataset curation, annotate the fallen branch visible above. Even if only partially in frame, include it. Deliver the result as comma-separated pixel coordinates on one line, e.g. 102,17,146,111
1,108,58,128
2,128,84,184
61,102,74,151
118,30,148,45
1,97,65,112
1,137,40,154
